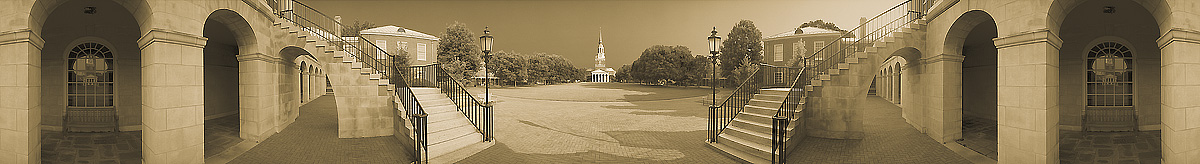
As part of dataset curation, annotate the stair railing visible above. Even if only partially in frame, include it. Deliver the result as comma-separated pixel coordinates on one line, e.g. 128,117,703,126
708,65,762,143
433,64,494,142
771,0,931,163
274,0,430,162
393,65,429,163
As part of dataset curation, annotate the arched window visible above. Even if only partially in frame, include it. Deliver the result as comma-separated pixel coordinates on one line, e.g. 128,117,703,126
65,42,117,132
1085,42,1134,107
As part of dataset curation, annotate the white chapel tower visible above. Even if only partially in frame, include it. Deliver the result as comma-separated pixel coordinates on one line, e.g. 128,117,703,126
591,28,615,82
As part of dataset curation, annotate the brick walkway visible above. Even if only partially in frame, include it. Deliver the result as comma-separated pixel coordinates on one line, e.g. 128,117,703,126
204,115,242,158
959,116,999,160
40,130,141,164
460,83,738,163
228,95,412,163
784,96,971,163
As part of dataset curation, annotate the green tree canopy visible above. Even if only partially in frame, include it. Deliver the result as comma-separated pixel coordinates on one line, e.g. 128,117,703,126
719,20,763,81
438,22,482,78
799,20,847,33
631,45,697,86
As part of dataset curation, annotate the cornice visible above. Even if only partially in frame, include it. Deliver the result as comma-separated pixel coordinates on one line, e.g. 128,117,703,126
0,29,45,50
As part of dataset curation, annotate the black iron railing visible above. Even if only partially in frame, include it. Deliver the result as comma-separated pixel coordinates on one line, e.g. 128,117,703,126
759,64,803,88
394,75,429,163
273,0,430,162
770,0,931,163
708,65,762,143
435,64,494,141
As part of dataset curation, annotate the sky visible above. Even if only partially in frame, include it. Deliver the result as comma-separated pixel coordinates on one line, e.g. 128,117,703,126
300,0,898,68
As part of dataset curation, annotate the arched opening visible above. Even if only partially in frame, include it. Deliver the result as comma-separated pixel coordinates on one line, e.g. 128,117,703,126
893,62,900,104
36,0,145,162
202,9,257,159
300,61,307,103
280,46,310,126
1055,0,1163,163
944,10,999,160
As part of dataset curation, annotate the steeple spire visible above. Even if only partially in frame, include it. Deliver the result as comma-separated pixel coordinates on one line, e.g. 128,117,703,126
596,28,606,68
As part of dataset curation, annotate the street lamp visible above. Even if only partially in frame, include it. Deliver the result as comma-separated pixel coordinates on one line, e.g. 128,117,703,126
707,27,721,143
479,26,494,142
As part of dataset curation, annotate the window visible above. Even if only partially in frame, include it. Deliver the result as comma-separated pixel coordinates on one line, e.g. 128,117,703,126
773,44,784,61
417,43,427,62
1086,42,1134,107
813,41,826,58
66,42,118,132
793,40,806,60
774,72,784,84
376,40,387,59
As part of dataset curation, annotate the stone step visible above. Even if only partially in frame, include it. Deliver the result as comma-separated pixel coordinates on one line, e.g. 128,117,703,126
730,118,771,134
717,132,773,161
743,105,780,117
724,126,772,149
427,132,483,159
428,124,478,145
735,110,774,125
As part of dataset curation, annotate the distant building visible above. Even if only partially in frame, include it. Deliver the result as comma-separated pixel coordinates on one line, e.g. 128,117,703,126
359,25,440,67
590,29,615,82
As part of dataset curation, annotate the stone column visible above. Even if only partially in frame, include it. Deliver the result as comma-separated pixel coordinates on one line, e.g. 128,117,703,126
139,29,206,163
0,29,43,164
239,53,281,141
1159,28,1200,163
994,29,1060,164
921,54,963,143
901,63,925,132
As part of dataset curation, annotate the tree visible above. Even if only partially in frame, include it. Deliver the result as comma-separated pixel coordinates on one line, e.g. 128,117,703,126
799,20,847,33
720,20,763,81
614,65,633,83
438,22,482,79
342,21,376,37
488,51,529,86
391,49,411,79
631,45,694,86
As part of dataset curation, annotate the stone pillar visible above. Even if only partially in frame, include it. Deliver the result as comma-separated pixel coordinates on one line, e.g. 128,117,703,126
994,30,1059,164
1160,28,1200,163
901,63,925,133
921,54,963,143
0,29,43,164
239,53,281,141
139,29,206,163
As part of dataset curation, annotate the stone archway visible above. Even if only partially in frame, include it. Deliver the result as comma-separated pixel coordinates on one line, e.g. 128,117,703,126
202,8,275,161
21,0,150,163
935,10,996,154
1053,0,1167,163
279,46,311,128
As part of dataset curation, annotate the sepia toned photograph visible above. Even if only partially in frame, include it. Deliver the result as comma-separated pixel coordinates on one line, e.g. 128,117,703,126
0,0,1192,163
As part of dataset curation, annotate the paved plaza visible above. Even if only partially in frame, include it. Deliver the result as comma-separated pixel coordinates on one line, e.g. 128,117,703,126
39,131,141,164
784,96,972,163
227,95,412,163
460,83,738,163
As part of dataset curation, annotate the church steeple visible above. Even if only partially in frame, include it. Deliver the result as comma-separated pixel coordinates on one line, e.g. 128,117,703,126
596,28,606,68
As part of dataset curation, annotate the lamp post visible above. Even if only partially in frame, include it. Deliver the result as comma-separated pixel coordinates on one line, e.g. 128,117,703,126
707,27,721,143
479,26,494,142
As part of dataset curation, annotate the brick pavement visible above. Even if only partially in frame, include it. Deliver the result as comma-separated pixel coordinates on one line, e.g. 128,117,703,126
40,130,141,164
459,83,738,163
205,115,243,158
228,95,412,163
785,96,972,163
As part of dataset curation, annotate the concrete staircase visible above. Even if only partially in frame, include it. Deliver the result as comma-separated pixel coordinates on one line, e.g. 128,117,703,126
706,16,927,163
405,88,493,163
801,19,926,140
708,89,795,164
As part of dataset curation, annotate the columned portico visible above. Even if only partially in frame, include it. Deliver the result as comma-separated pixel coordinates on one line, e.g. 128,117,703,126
1159,28,1200,163
920,53,964,143
139,29,208,163
0,29,45,164
237,53,284,141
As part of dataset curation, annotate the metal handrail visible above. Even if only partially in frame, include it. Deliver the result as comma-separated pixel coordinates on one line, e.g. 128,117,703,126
434,64,494,142
275,0,431,162
770,0,930,163
708,65,762,142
